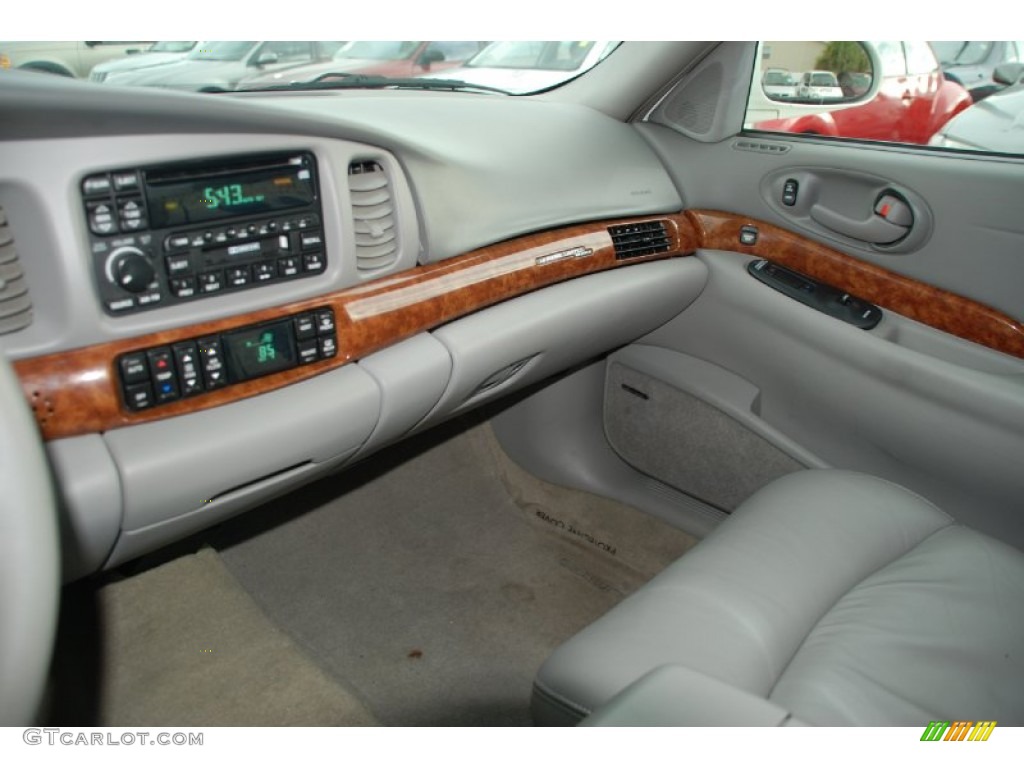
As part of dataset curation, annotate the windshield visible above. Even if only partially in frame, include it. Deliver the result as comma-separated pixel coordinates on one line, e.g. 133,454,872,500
466,41,597,71
810,72,838,86
0,40,620,95
188,41,257,61
334,41,420,61
150,41,197,54
763,72,792,85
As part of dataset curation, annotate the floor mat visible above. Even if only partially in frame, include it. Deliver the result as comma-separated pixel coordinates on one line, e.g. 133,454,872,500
49,547,380,726
212,418,697,726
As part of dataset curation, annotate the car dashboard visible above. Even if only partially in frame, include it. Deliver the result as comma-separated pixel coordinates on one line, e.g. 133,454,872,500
0,73,709,579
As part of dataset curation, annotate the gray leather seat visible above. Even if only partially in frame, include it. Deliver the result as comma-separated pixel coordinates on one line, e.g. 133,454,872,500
532,470,1024,726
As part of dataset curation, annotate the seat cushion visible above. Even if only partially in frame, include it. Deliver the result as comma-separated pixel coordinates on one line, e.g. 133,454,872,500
532,469,1024,726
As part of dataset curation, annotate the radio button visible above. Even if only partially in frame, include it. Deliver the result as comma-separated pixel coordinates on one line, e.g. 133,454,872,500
120,352,150,385
112,172,140,191
253,262,276,282
300,232,324,251
137,291,162,306
267,221,278,232
170,277,196,298
294,314,316,340
118,199,143,218
124,382,154,411
226,267,249,287
88,202,117,235
297,338,319,365
303,252,324,272
199,271,223,293
166,255,191,276
107,297,135,312
315,309,335,335
82,175,112,196
165,235,191,252
277,256,299,277
214,232,228,244
191,235,205,247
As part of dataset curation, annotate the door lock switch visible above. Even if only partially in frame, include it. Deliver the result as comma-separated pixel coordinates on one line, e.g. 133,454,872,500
874,194,913,227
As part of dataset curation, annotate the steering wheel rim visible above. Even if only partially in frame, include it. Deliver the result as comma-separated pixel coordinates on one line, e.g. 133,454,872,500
0,347,60,725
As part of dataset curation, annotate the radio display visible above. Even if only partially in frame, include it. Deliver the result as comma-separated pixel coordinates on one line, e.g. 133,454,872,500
222,320,297,381
145,154,317,229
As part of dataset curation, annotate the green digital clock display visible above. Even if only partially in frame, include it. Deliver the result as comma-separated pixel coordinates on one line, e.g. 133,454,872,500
145,153,318,229
203,183,266,210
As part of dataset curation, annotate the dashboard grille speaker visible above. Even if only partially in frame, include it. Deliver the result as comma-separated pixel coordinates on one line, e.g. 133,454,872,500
348,161,398,273
664,61,722,136
0,207,33,335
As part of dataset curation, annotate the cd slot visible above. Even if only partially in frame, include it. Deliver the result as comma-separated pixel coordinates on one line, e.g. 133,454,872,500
145,154,306,186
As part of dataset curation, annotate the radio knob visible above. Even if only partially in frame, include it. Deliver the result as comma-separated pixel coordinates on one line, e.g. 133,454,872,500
107,246,155,293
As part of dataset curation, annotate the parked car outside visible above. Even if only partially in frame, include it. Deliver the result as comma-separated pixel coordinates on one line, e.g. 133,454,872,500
749,40,973,145
89,42,198,83
929,62,1024,152
761,68,798,99
241,41,487,89
418,40,620,95
931,40,1024,101
796,70,843,101
0,41,152,78
102,41,343,92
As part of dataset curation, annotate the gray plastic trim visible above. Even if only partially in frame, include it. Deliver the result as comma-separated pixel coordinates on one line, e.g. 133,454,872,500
641,249,1024,547
105,450,356,568
421,259,708,429
0,347,59,725
607,345,826,469
354,332,452,458
492,360,726,540
102,363,381,562
46,435,123,582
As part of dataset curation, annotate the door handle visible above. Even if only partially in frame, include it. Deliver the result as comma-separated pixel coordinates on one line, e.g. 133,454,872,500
810,192,913,245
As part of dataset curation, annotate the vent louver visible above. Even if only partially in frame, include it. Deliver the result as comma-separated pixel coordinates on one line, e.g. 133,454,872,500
0,207,33,335
608,220,671,260
348,161,398,273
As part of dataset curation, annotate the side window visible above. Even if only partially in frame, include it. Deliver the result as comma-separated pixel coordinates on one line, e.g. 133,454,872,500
743,41,1021,154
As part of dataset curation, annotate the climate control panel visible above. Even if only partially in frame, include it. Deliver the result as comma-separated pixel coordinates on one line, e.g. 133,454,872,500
118,307,338,411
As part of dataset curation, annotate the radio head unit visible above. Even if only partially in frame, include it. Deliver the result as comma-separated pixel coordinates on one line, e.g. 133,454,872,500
82,151,326,316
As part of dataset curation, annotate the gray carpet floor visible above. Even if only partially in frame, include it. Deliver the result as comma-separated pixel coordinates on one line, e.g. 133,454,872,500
51,416,696,727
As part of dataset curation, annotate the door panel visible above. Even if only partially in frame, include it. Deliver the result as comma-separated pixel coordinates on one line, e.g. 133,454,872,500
623,120,1024,548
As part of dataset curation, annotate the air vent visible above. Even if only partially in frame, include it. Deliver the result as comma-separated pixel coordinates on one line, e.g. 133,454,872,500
608,220,671,260
348,161,398,273
0,207,33,335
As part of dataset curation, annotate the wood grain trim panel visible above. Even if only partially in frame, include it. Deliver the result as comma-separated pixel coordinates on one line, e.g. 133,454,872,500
16,213,698,441
688,209,1024,360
